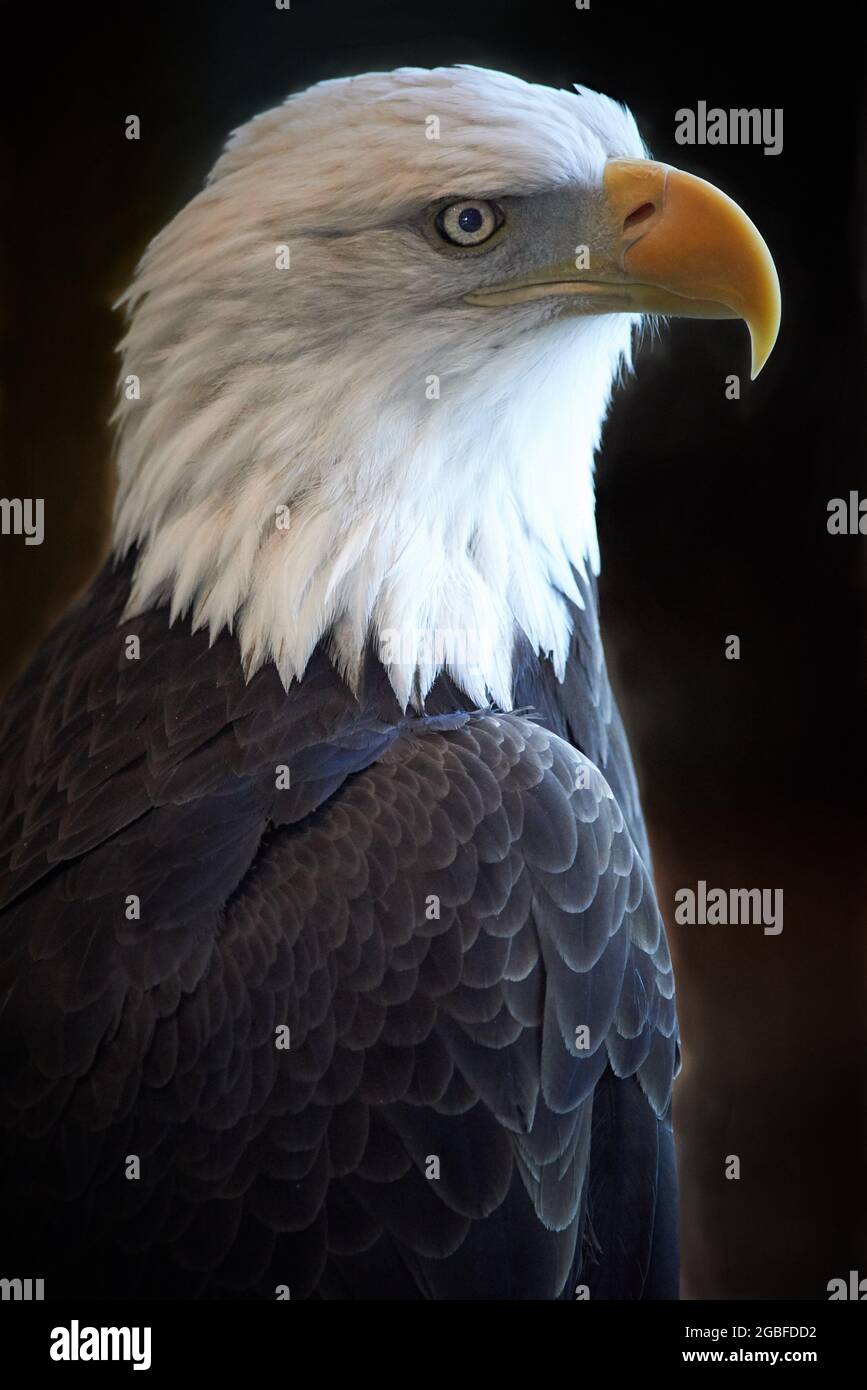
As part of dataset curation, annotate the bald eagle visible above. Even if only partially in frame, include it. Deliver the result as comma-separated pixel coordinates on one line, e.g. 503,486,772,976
0,66,778,1300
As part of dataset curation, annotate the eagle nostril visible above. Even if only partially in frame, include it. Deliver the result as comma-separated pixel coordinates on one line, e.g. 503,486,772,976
623,201,656,233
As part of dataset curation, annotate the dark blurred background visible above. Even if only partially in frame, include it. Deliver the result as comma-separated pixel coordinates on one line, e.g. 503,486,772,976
2,0,865,1299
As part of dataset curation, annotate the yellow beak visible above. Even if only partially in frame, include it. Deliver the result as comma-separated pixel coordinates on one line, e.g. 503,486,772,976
464,159,781,379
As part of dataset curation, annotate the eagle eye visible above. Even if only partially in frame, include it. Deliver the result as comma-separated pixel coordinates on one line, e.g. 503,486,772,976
435,199,504,247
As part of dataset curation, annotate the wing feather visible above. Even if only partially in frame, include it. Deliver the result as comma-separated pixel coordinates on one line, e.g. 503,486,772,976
0,560,679,1299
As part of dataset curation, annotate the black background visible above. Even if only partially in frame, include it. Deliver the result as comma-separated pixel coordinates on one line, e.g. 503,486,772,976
1,0,865,1299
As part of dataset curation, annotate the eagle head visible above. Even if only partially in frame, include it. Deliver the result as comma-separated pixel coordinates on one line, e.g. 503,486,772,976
113,66,779,710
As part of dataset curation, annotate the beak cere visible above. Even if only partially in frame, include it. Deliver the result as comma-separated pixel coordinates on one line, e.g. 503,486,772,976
465,158,781,380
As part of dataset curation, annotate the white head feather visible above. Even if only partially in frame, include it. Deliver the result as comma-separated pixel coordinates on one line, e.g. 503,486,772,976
113,65,646,709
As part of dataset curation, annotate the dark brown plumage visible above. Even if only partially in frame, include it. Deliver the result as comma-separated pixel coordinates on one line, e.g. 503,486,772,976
0,553,678,1298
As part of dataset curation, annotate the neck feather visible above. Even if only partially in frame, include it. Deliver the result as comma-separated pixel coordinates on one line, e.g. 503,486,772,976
114,316,632,710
